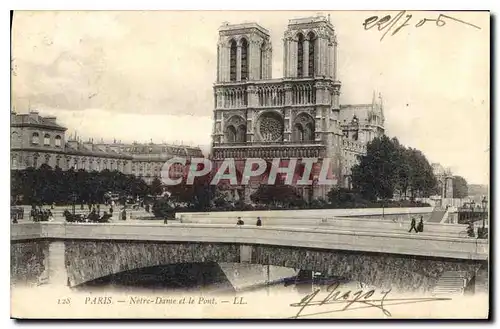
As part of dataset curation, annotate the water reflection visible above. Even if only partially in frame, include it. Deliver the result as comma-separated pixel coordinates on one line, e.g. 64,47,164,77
75,262,365,297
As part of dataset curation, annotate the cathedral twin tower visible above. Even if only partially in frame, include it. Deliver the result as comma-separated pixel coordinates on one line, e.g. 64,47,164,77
216,15,339,82
211,15,345,199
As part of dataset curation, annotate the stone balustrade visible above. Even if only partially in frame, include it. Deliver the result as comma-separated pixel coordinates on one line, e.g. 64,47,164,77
10,222,487,261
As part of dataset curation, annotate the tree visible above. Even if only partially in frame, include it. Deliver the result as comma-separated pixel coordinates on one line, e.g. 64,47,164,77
152,197,175,219
164,160,215,210
351,136,401,201
452,176,468,199
250,184,303,207
406,148,437,199
351,136,437,201
150,177,164,196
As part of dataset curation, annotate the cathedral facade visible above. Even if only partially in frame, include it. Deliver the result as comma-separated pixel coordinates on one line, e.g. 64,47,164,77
210,15,385,201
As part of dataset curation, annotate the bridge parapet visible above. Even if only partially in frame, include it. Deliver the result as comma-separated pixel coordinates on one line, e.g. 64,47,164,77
11,222,487,260
11,222,487,292
179,215,468,238
175,207,435,220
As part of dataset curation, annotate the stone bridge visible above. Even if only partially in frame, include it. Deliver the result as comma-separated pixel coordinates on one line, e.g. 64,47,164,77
11,222,487,293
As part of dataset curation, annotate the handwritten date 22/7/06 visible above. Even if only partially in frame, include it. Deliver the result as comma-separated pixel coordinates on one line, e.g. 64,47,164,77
363,11,482,41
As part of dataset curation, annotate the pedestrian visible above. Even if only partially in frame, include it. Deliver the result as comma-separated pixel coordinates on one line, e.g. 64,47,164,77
121,209,127,221
408,217,418,233
256,217,262,227
237,217,244,226
417,217,424,233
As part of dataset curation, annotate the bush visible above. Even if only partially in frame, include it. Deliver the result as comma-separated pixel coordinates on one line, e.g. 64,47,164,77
152,198,175,219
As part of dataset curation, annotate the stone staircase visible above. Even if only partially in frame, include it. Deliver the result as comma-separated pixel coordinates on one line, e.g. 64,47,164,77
474,268,489,295
428,206,447,223
431,271,468,296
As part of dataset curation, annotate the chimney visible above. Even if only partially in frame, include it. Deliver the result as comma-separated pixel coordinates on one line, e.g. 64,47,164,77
28,110,39,122
83,138,94,151
67,139,79,149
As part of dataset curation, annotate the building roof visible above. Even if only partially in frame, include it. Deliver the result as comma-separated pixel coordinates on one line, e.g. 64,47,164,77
11,111,67,132
218,22,270,36
340,103,384,128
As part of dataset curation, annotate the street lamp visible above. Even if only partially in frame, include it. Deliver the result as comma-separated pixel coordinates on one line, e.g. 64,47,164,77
470,200,475,222
481,196,488,234
71,192,77,215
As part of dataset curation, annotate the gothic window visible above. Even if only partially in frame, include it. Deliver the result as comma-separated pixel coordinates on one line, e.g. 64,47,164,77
226,125,237,143
55,135,62,147
293,113,315,142
32,132,39,145
11,132,19,146
11,155,17,168
45,154,50,164
33,156,38,168
305,122,315,141
44,134,50,146
260,42,265,79
307,32,316,77
353,130,359,141
297,33,304,77
56,157,60,168
241,38,249,81
229,39,237,81
295,124,304,141
236,124,246,143
217,44,220,82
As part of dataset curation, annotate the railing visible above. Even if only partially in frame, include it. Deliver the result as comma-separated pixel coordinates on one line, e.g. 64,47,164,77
342,139,367,153
10,222,488,260
291,82,316,105
212,144,326,159
215,78,321,109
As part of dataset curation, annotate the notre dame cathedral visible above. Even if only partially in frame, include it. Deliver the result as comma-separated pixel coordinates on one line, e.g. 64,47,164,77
210,15,385,201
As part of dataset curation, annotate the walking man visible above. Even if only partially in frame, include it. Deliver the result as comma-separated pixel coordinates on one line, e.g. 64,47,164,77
256,217,262,227
408,217,418,233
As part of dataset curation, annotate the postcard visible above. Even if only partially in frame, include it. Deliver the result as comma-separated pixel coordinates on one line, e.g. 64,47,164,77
10,10,489,319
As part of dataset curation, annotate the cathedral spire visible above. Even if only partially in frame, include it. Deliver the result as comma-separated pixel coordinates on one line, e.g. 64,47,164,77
378,92,385,122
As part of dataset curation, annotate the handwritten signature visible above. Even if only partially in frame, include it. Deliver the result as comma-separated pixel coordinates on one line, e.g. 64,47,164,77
363,11,482,41
289,282,451,318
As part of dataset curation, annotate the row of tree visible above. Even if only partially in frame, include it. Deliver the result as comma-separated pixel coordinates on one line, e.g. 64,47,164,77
11,164,155,205
351,136,438,201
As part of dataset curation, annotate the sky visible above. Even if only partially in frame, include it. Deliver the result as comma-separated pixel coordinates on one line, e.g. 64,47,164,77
11,10,490,185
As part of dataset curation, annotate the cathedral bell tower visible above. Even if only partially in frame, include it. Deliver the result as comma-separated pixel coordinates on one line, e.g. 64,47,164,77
282,16,343,196
216,22,272,83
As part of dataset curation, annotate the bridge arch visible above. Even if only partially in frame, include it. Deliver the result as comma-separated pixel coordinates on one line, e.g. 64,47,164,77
61,241,481,292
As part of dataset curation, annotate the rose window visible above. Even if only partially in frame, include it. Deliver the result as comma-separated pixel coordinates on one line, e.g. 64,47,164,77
258,112,284,142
